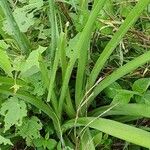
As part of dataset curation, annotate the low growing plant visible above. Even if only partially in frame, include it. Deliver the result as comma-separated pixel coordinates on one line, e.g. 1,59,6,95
0,0,150,149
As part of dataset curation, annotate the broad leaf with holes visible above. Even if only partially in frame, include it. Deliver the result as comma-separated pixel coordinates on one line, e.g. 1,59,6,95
2,0,43,34
0,97,27,132
16,116,42,146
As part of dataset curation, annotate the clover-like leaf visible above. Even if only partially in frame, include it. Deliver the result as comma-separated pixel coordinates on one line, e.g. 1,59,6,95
0,97,27,132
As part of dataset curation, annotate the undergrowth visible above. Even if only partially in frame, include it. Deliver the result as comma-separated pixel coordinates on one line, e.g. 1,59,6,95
0,0,150,149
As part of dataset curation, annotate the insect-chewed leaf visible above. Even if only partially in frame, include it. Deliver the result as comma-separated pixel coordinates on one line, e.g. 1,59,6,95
16,116,42,146
2,0,43,34
66,33,80,58
0,97,27,132
0,135,12,146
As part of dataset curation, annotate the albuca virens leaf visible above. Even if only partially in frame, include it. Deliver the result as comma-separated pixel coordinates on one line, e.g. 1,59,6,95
0,97,27,132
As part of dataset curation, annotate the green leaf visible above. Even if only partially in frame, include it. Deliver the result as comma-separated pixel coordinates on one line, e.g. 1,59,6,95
0,49,12,76
3,0,43,34
27,0,43,9
0,135,12,146
92,50,150,106
120,3,133,17
136,90,150,105
26,73,45,96
0,97,27,132
132,78,150,94
88,0,150,88
0,1,31,54
93,132,103,147
66,33,80,58
13,55,25,72
18,0,27,3
104,82,122,99
17,116,42,146
90,104,150,118
3,7,34,34
45,139,57,150
33,138,44,147
62,117,150,148
81,129,95,150
58,0,107,116
0,40,9,49
75,0,107,108
20,46,46,77
111,90,134,104
47,0,57,60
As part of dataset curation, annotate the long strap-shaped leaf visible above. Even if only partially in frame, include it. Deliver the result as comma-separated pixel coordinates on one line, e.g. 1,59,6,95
48,0,57,60
58,0,106,117
75,0,106,108
88,0,150,88
62,117,150,148
59,32,76,118
90,104,150,118
92,50,150,102
0,1,31,55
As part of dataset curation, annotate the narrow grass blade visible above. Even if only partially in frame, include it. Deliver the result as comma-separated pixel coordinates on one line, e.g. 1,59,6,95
88,0,150,88
0,1,31,55
47,40,60,103
62,117,150,148
60,32,75,118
